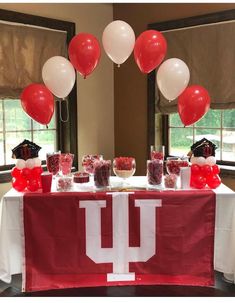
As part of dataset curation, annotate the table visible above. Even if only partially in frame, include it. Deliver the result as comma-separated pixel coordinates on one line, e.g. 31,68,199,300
0,176,235,289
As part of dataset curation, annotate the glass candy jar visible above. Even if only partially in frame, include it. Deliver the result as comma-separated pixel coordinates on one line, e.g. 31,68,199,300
82,154,103,175
147,159,163,186
166,156,189,176
46,151,61,176
60,153,74,176
93,160,111,189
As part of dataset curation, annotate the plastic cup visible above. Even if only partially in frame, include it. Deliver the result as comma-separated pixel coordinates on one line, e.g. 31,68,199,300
41,172,53,193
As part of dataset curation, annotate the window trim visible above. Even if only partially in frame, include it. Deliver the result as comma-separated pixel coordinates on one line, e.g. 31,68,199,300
0,9,78,183
147,9,235,170
165,112,235,166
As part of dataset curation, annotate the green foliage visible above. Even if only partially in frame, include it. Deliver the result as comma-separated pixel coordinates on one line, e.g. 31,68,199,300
168,109,235,161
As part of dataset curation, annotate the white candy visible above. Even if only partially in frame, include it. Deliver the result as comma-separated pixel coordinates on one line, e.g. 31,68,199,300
15,159,26,170
205,156,216,166
194,156,206,166
33,157,42,167
25,158,35,169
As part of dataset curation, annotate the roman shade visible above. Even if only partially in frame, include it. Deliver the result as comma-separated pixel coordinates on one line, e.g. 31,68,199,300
156,20,235,113
0,21,67,98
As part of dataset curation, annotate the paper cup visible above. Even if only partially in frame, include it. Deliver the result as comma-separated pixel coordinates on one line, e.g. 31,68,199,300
41,172,52,193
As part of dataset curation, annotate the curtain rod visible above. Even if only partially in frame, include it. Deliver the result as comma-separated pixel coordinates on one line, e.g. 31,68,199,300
162,19,235,33
0,19,67,34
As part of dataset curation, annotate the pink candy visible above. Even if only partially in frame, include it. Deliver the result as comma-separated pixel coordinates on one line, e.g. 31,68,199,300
56,176,73,191
60,153,74,175
82,155,103,175
164,174,177,188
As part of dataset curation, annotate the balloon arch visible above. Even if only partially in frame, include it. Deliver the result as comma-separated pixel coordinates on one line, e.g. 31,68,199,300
20,20,210,126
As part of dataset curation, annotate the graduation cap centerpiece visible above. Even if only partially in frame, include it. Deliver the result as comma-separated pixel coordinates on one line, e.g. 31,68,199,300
11,139,43,192
12,139,41,161
189,138,221,190
190,138,217,159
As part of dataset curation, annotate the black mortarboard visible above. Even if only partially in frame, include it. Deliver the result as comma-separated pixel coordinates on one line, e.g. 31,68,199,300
12,139,41,160
191,138,217,158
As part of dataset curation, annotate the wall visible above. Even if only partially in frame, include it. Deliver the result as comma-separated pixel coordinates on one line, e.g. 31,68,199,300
0,3,114,198
113,3,235,182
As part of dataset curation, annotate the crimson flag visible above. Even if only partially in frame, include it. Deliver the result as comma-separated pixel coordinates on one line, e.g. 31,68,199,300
23,190,215,292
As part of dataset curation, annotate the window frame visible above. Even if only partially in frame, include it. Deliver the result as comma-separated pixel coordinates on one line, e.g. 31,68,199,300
0,8,78,183
147,9,235,170
163,112,235,166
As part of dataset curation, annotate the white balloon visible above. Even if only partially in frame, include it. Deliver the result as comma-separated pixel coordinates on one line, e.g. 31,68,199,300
42,56,76,98
156,58,190,101
190,156,197,164
194,157,206,166
205,156,216,166
26,158,35,169
102,20,135,65
33,157,42,167
16,159,26,170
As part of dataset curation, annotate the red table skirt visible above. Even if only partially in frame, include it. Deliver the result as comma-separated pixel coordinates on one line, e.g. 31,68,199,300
22,190,215,292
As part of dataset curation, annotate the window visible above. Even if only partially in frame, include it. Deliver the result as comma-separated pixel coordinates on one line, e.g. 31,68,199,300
0,9,77,183
0,99,57,166
167,109,235,163
147,10,235,169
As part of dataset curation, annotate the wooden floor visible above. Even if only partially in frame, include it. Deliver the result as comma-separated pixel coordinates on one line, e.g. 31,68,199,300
0,272,235,297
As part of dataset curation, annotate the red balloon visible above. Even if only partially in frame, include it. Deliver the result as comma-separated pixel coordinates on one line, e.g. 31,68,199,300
201,165,213,178
32,166,43,178
21,168,32,180
134,30,167,74
37,179,42,189
178,85,210,126
12,177,27,192
11,167,21,178
207,174,221,189
212,164,220,175
27,179,39,192
191,164,201,175
68,33,101,78
20,84,54,125
191,174,207,189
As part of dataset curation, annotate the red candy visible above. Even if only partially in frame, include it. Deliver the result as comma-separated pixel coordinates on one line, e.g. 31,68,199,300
94,160,111,188
147,160,163,185
73,172,90,183
166,158,189,176
82,155,103,175
56,176,73,191
151,151,164,161
164,174,177,188
114,157,135,170
46,153,60,175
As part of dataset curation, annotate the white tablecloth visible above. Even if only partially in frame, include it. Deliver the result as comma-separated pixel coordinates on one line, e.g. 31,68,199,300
0,176,235,284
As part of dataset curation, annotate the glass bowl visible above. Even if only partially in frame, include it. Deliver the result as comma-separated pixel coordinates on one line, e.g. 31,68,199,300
166,157,189,176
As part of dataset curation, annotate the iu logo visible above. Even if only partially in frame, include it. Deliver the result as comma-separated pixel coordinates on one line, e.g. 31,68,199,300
80,192,162,282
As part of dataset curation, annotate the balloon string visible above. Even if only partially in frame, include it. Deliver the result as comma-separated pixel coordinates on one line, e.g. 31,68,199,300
117,64,120,68
84,75,86,80
46,125,48,129
59,99,69,123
